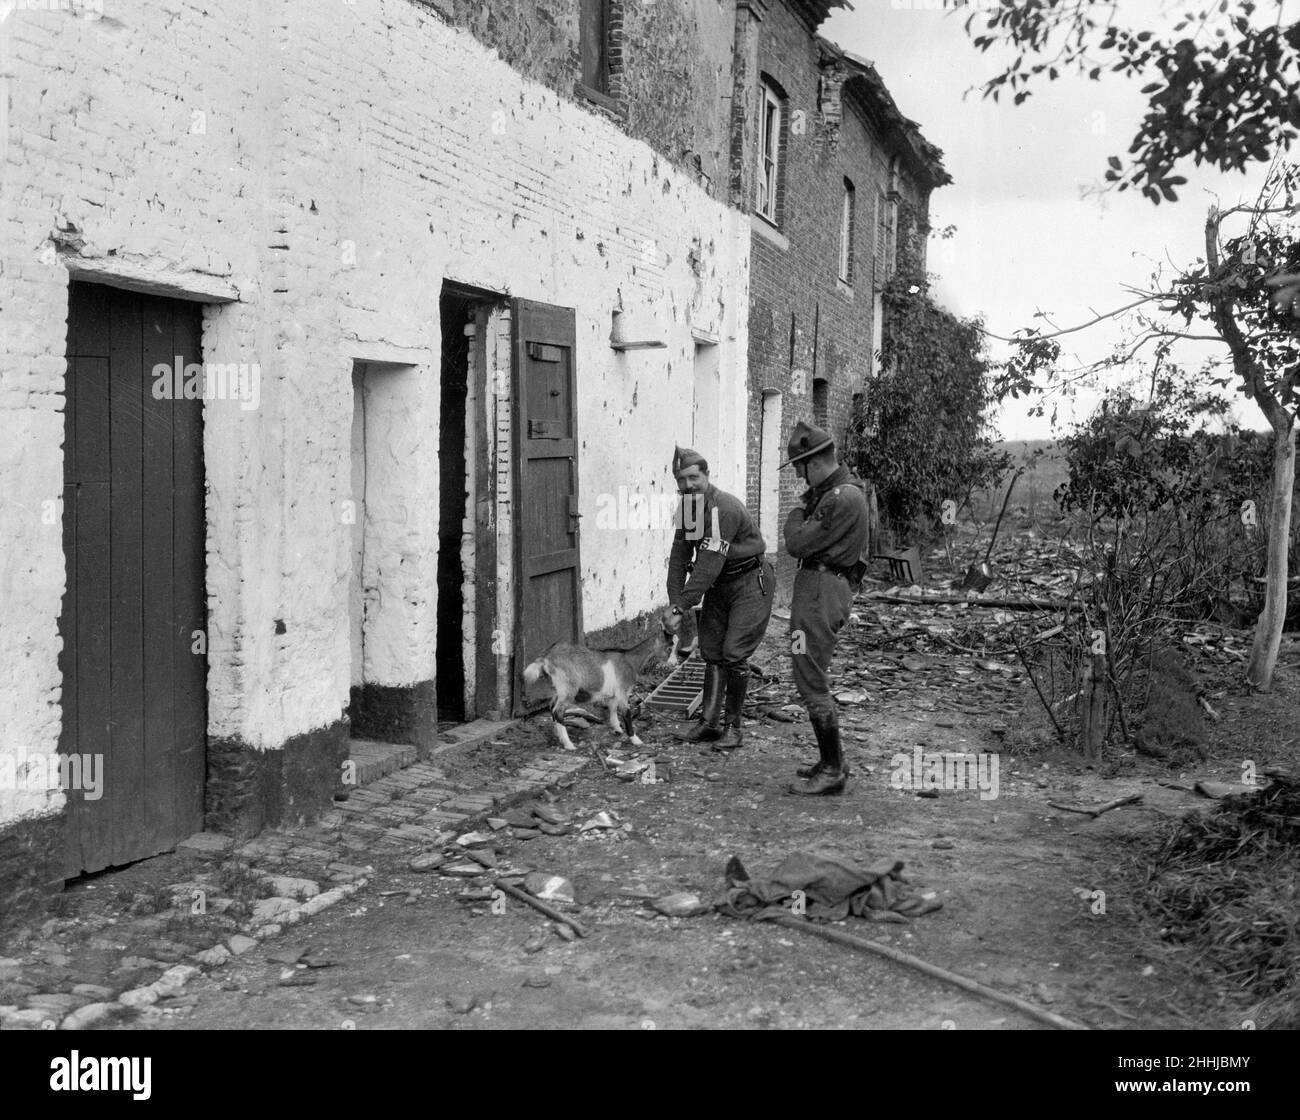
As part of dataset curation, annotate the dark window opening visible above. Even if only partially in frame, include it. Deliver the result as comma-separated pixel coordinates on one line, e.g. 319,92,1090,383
581,0,611,95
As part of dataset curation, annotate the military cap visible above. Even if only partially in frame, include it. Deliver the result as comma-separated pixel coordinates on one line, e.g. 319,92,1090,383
672,445,708,474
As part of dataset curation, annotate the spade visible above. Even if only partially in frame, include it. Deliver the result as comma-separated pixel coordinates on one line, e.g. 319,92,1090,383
961,468,1023,592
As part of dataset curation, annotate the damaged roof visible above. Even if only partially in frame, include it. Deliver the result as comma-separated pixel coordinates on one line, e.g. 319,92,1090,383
790,0,855,30
817,36,953,191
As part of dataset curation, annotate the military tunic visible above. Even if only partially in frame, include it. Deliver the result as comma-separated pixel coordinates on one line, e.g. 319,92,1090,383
784,465,871,717
667,484,773,669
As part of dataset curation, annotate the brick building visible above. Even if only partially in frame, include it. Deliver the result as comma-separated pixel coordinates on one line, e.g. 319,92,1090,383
0,0,948,922
0,0,749,919
728,0,950,587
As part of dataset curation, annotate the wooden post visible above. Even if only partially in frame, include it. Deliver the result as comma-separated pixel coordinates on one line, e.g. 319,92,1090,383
1079,651,1107,766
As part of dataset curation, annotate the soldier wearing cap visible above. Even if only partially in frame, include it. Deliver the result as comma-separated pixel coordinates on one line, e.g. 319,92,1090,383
781,421,871,795
667,445,773,751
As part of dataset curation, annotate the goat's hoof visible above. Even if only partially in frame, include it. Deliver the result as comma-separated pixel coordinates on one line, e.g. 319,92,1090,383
627,735,643,747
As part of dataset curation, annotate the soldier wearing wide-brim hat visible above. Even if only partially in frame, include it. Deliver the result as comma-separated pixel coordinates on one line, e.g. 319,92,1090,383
781,421,871,795
667,445,773,751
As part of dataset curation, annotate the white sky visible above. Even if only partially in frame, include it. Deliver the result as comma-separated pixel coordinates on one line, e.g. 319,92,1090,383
822,0,1293,440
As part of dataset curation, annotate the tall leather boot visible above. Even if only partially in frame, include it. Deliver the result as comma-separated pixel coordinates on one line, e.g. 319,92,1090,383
678,662,723,742
789,710,848,795
712,665,749,751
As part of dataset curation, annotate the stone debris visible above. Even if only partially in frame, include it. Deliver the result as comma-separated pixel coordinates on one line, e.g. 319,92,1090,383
523,873,576,904
253,873,321,900
650,892,710,918
60,1002,115,1030
409,852,446,872
250,897,300,924
175,832,235,858
0,744,586,1030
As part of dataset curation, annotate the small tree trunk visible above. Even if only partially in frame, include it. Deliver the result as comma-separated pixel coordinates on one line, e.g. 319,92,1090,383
1246,421,1297,691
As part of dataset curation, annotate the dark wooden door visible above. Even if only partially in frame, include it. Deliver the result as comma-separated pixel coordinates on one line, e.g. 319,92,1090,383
512,299,582,713
60,283,207,875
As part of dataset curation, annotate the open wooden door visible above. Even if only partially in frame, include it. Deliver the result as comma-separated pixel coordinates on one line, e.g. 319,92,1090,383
512,299,581,713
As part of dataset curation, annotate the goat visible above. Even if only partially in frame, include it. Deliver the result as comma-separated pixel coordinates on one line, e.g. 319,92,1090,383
522,626,674,752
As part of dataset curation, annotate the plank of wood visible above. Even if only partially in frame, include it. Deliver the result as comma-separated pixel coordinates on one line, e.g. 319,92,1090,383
142,295,178,855
171,301,208,838
108,286,147,868
864,592,1076,610
67,284,114,875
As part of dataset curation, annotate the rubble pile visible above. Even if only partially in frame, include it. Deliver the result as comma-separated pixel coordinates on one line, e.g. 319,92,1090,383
1138,769,1300,1029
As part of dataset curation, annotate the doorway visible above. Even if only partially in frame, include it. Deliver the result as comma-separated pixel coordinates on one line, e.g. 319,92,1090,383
438,293,473,722
59,282,207,876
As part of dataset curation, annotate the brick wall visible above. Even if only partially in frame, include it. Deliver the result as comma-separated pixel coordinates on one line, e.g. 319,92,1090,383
428,0,735,201
0,0,747,856
740,1,935,589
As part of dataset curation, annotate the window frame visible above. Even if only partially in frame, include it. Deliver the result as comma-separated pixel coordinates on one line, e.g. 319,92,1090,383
838,178,856,285
756,81,784,226
579,0,611,96
874,186,897,289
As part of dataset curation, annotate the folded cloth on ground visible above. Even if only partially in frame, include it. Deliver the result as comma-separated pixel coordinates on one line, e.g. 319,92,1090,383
718,850,942,922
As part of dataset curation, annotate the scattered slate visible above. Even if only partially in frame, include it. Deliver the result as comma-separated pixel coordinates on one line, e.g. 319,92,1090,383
278,974,318,988
523,873,575,904
522,977,552,988
650,892,710,918
465,849,498,869
409,852,446,872
440,862,487,878
455,831,494,848
512,828,542,841
531,805,568,826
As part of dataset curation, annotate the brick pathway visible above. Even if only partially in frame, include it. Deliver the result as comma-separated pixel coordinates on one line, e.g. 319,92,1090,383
0,730,587,1030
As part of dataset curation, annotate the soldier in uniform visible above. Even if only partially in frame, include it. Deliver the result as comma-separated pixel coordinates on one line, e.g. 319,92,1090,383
781,421,871,795
667,446,773,751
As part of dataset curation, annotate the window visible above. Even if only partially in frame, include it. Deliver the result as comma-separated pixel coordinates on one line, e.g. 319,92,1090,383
839,179,855,284
756,81,784,224
813,378,829,428
874,187,897,287
580,0,611,96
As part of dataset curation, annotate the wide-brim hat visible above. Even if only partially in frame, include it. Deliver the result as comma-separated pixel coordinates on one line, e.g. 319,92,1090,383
780,421,834,467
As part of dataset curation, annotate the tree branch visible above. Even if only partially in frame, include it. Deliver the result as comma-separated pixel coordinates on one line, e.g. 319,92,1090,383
980,296,1158,343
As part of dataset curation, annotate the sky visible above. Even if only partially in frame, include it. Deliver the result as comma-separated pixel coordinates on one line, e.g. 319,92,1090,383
822,0,1294,440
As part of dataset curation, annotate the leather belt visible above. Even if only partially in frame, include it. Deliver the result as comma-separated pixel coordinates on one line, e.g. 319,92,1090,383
798,559,851,579
716,555,762,582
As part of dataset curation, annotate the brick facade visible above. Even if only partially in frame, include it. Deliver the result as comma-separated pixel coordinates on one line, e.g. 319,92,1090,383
730,0,949,593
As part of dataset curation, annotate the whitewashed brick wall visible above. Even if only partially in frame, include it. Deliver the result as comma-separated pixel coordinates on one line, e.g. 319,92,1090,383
0,0,748,829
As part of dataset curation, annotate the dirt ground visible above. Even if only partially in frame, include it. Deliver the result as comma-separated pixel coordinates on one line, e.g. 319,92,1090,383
86,533,1299,1031
9,483,1297,1032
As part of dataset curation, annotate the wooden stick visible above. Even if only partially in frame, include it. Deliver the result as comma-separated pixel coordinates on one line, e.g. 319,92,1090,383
493,879,589,938
866,593,1079,610
767,913,1089,1031
1048,793,1143,818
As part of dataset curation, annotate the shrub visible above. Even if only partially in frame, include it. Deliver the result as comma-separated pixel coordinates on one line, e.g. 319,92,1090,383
846,271,1010,538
